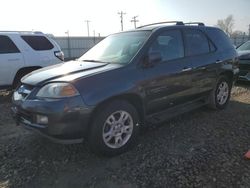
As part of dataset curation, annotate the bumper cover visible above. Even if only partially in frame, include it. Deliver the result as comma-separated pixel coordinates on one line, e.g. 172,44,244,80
12,95,94,144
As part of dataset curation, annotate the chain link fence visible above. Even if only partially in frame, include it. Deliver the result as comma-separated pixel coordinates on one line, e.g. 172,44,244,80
53,36,104,60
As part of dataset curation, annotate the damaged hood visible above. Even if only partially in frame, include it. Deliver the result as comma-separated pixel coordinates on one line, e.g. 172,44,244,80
21,60,122,86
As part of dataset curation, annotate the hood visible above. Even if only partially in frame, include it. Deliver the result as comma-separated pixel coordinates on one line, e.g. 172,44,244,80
21,60,122,86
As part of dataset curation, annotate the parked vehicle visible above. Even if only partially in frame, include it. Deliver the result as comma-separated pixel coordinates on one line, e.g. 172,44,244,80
236,40,250,81
0,31,64,91
12,22,239,156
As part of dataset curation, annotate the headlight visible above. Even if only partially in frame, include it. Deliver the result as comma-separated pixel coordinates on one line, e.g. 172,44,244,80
36,83,79,98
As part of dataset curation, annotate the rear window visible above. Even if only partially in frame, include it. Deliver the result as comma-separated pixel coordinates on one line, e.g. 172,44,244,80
206,28,234,51
21,35,54,51
0,35,20,54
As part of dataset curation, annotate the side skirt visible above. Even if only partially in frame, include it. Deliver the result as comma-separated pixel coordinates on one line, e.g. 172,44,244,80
145,97,208,125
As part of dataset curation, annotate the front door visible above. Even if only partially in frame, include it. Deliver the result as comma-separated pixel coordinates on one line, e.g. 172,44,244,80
141,29,194,114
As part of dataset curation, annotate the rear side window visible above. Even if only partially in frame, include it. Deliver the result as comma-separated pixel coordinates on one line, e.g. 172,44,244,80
21,35,54,51
206,28,234,51
183,29,210,56
0,35,20,54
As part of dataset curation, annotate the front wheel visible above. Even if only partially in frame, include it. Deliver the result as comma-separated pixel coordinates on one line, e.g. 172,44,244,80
208,75,232,110
88,100,141,156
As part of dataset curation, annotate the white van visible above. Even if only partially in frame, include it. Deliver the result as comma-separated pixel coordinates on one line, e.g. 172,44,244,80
0,31,64,90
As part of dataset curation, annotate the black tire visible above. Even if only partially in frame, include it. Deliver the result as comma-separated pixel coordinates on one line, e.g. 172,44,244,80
88,100,141,156
208,75,232,110
13,72,26,90
13,68,39,90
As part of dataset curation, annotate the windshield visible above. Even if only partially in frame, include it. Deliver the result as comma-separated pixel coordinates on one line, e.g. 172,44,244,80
79,31,151,64
237,41,250,51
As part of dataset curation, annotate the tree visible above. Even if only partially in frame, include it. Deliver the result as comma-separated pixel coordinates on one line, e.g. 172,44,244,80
231,30,245,37
216,15,234,36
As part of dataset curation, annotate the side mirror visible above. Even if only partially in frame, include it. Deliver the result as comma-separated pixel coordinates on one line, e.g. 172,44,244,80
146,51,162,67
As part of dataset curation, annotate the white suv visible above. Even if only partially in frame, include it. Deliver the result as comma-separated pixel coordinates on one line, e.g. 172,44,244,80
0,31,64,90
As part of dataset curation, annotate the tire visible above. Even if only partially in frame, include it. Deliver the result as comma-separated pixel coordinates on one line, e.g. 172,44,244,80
208,75,232,110
88,100,141,156
13,72,27,89
13,68,39,90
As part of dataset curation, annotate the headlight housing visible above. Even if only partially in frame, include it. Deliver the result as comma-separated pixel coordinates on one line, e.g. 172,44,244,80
36,83,79,98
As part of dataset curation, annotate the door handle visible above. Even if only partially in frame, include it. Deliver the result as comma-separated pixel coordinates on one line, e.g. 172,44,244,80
8,58,20,61
216,60,223,64
182,67,192,72
200,66,206,70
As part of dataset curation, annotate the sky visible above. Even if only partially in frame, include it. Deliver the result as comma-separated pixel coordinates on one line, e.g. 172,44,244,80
0,0,249,37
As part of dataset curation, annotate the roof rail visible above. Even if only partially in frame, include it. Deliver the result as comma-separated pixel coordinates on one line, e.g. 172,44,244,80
137,21,184,29
0,31,44,34
184,22,205,26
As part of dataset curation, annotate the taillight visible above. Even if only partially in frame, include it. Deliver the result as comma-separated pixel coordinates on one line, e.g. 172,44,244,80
54,51,64,61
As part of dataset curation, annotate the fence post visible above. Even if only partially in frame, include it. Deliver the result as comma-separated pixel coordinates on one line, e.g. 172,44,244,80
242,33,245,44
67,36,71,59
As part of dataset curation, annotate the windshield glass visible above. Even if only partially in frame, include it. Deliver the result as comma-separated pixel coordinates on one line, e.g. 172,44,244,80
79,31,151,64
237,41,250,51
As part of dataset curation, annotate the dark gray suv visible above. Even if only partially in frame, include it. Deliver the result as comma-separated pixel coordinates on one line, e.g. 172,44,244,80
12,21,239,156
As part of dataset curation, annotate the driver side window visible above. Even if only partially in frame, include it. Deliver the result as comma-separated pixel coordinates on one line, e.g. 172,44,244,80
149,30,184,62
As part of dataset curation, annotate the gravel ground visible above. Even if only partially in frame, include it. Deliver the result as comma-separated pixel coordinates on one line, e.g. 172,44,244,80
0,83,250,188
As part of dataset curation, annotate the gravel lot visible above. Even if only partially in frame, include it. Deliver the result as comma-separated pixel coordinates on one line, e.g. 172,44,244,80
1,83,250,188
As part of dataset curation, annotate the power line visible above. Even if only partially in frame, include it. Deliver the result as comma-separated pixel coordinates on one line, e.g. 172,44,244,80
131,16,139,29
118,11,126,31
85,20,90,37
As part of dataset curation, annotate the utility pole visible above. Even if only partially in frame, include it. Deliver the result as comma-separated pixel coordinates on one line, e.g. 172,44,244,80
118,11,126,31
65,30,71,59
131,16,139,29
248,24,250,36
85,20,90,37
93,30,96,44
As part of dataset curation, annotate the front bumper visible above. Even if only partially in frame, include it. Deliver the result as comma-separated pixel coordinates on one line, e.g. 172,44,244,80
238,60,250,81
12,94,94,144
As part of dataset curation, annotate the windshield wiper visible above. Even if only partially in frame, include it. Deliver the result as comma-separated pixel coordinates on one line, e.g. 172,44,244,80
82,59,108,63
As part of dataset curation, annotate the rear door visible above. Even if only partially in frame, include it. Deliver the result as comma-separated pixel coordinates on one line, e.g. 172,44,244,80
182,28,217,96
142,29,194,114
20,35,60,67
0,35,24,87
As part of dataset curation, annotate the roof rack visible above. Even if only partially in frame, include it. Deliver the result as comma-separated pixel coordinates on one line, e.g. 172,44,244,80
0,31,44,34
184,22,205,26
137,21,184,29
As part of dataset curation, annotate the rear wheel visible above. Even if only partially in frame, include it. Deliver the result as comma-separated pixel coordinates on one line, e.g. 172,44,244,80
13,73,25,89
88,100,141,156
13,68,39,89
208,75,232,110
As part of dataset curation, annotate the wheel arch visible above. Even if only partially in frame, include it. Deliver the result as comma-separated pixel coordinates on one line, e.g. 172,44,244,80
86,93,145,137
219,70,234,86
12,66,42,88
